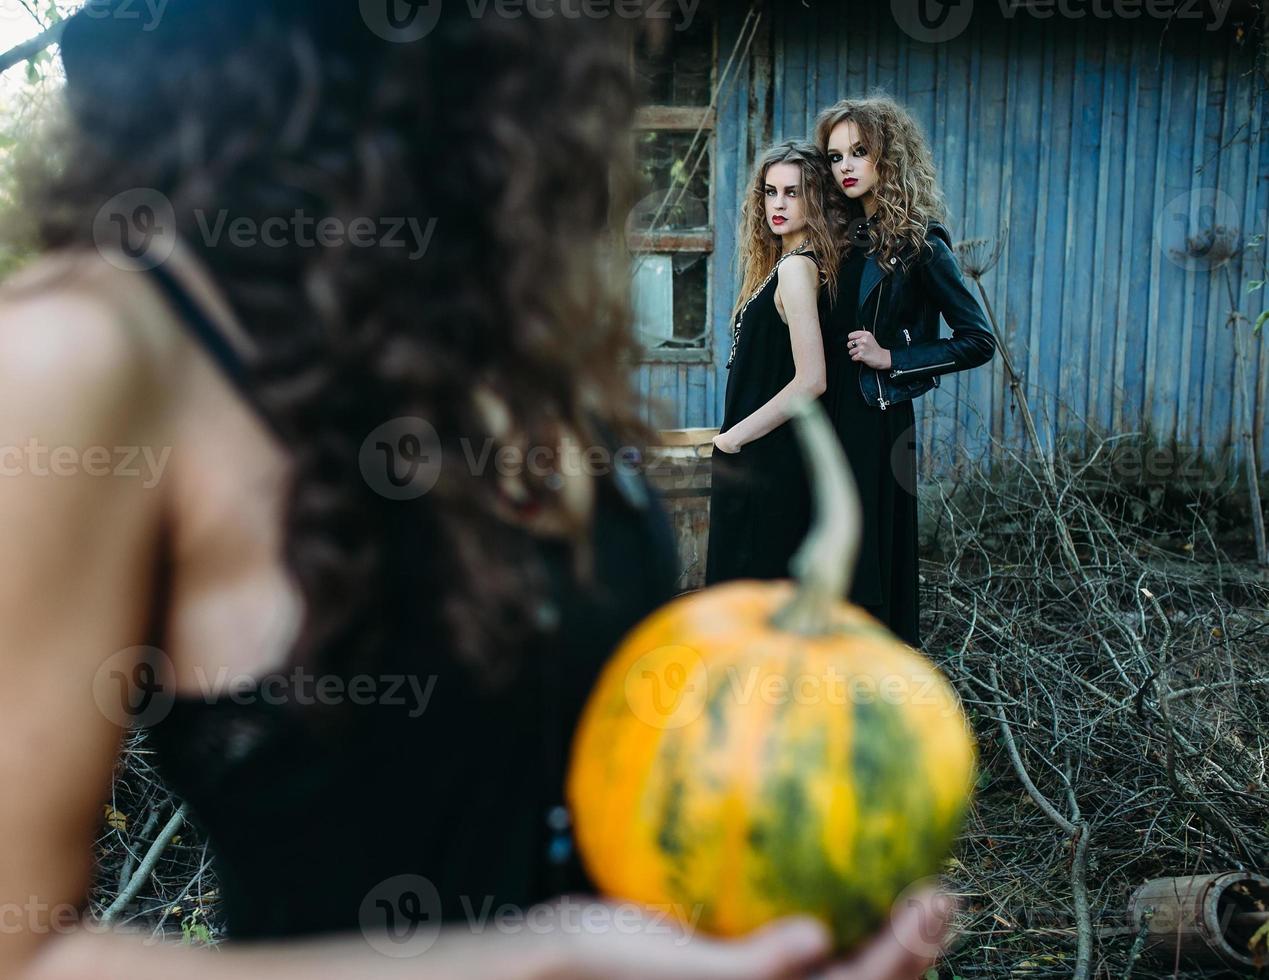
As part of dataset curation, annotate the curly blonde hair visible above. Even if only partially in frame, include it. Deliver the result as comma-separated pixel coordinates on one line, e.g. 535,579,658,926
814,93,949,269
733,141,841,321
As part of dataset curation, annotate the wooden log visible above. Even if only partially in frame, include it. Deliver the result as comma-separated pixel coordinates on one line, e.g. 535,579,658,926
1124,872,1269,971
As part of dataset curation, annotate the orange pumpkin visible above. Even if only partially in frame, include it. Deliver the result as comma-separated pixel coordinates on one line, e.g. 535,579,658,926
566,396,976,951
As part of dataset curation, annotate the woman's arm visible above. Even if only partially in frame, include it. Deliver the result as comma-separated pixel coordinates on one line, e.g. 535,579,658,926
884,232,996,381
0,285,169,980
717,256,826,451
29,893,949,980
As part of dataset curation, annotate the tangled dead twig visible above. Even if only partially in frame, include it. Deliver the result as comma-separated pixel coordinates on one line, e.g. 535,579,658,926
920,402,1269,978
91,730,219,945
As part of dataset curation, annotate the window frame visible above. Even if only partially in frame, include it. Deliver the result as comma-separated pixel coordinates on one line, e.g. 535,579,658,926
627,21,717,365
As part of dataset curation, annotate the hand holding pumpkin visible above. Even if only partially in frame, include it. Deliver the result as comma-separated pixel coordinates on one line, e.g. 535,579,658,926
567,395,975,959
546,888,952,979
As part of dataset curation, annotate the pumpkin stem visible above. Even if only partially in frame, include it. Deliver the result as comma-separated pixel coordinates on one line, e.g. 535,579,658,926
769,393,862,635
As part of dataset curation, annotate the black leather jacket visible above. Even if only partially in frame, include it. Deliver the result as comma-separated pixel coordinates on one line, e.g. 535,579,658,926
824,219,996,410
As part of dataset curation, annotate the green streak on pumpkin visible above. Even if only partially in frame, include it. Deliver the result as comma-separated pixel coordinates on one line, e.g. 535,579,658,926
705,670,732,749
747,724,859,938
845,696,943,942
743,696,959,952
655,737,688,861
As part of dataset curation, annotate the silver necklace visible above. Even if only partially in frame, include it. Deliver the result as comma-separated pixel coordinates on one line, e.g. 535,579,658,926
725,240,812,370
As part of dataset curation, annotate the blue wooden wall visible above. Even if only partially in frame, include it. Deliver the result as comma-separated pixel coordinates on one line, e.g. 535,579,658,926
638,2,1269,481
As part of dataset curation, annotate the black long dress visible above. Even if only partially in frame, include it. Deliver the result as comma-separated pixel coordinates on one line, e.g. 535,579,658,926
137,261,683,941
705,248,828,584
821,242,922,649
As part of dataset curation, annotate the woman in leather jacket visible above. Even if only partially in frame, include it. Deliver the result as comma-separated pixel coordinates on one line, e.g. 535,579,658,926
812,94,996,648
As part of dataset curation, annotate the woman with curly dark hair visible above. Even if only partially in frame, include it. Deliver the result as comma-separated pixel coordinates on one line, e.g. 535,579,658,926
813,95,996,650
0,4,949,977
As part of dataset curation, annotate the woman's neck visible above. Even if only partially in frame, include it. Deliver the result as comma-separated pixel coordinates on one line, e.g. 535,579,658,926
781,231,809,255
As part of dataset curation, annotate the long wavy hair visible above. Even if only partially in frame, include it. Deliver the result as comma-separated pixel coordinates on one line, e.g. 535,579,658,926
22,3,658,701
733,141,841,321
814,94,949,268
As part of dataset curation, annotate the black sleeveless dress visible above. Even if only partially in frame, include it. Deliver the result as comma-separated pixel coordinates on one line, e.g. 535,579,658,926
821,243,921,649
704,248,829,584
138,262,682,941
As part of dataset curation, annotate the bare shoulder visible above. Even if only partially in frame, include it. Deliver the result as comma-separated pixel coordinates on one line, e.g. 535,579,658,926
776,252,820,282
775,253,822,304
0,251,177,427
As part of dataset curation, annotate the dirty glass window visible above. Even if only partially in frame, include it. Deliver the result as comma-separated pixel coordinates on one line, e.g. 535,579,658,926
629,8,714,354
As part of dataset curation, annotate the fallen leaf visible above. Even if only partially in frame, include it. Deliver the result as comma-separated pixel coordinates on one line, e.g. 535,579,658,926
103,805,127,832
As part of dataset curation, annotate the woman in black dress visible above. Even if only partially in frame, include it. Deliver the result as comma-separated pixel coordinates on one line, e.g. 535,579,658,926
0,5,949,979
813,96,997,649
705,141,840,585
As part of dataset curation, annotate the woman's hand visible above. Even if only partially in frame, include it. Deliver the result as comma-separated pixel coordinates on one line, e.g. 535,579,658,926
846,330,892,370
554,888,953,980
712,432,742,455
